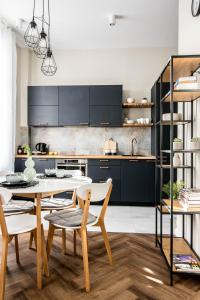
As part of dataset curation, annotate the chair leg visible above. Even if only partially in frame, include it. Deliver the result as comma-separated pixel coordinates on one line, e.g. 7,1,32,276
14,235,20,264
81,228,90,292
0,238,8,300
29,231,34,249
99,221,113,266
41,226,49,277
62,229,67,255
73,230,76,256
46,224,55,259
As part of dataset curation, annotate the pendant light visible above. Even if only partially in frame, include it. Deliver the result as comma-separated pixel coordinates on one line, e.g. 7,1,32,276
34,0,48,59
24,0,39,48
41,0,57,76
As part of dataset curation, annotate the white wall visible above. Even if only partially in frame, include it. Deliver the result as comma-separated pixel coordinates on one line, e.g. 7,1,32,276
178,0,200,254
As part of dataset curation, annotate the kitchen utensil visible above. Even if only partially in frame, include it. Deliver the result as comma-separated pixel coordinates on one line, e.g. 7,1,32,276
103,138,117,155
35,143,48,153
1,180,28,187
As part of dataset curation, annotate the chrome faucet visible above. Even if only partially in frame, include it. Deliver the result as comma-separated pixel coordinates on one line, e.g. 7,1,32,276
131,138,137,156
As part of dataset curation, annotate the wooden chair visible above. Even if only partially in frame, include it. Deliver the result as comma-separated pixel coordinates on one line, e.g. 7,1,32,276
44,179,113,292
30,170,91,254
0,188,49,300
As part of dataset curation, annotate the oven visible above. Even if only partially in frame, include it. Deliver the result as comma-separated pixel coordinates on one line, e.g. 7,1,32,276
55,159,88,176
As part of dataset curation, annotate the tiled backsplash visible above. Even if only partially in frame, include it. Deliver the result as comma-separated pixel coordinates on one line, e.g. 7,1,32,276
29,127,151,155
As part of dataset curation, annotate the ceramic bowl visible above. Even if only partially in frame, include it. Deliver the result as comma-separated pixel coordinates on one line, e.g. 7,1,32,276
6,173,23,183
127,98,135,104
126,119,134,124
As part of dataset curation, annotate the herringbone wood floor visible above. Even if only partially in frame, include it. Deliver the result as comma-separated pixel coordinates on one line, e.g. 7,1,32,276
1,231,200,300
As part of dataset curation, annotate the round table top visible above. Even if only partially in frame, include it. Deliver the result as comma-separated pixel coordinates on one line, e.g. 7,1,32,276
0,176,92,195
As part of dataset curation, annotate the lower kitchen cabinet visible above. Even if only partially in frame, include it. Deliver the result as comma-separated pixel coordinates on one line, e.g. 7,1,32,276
15,158,55,173
87,161,121,204
121,160,155,204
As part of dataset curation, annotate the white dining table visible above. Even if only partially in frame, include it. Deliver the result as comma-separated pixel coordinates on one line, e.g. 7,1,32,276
0,175,92,289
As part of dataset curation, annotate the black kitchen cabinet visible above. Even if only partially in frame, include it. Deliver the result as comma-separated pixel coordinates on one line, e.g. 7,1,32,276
15,158,55,173
90,106,122,127
28,105,58,126
59,86,90,126
90,85,122,106
28,86,58,106
87,160,121,204
121,160,155,204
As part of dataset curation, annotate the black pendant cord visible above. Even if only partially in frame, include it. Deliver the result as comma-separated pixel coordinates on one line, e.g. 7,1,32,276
42,0,45,31
32,0,36,21
48,0,51,49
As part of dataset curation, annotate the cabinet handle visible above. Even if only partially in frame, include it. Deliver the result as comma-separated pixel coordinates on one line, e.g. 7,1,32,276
100,166,109,169
21,159,27,161
37,123,48,126
100,122,110,125
99,180,106,183
38,159,48,161
79,122,89,125
129,160,139,162
100,160,109,162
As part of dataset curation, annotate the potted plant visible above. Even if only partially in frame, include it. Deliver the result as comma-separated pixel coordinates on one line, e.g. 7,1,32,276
162,180,184,200
173,138,183,150
190,137,200,150
22,144,36,182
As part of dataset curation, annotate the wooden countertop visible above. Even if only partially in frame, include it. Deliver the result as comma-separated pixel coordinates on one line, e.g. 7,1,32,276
16,154,156,160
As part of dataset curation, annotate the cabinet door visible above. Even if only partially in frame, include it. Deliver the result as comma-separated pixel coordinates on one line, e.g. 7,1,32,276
121,160,155,204
90,106,122,127
87,164,121,203
28,106,58,126
28,86,58,106
34,158,55,173
15,158,27,172
90,85,122,106
59,86,89,126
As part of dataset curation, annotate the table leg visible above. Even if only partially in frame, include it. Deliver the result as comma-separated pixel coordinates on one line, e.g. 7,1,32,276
36,193,42,289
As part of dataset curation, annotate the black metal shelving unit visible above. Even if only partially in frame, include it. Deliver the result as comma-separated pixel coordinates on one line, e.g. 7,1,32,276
155,55,200,285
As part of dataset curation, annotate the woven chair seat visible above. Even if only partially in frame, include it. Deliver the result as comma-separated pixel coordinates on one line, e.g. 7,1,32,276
44,208,97,228
3,200,34,216
39,198,74,210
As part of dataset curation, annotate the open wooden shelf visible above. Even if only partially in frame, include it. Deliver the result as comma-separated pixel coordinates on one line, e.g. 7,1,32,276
156,120,191,126
162,237,200,273
161,90,200,103
161,149,200,154
160,55,200,83
122,102,154,108
156,164,192,169
123,123,153,127
162,199,200,214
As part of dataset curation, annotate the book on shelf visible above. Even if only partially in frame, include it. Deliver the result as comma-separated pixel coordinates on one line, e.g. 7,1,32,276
173,254,200,272
179,188,200,209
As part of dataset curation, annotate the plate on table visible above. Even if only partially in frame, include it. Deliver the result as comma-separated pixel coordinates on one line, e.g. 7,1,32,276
0,180,28,187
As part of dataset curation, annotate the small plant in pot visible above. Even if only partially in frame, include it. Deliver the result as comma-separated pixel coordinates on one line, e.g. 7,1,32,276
162,180,184,200
173,138,183,150
190,137,200,150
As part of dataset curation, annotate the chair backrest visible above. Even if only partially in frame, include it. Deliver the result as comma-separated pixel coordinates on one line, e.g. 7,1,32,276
0,188,12,205
76,178,112,203
76,178,112,226
0,188,12,237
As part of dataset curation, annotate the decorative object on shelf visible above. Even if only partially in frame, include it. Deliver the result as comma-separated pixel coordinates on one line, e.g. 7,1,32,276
24,0,40,48
162,113,182,121
173,138,183,150
141,97,148,104
173,153,181,167
126,119,134,124
190,137,200,150
24,0,57,76
162,180,185,200
22,144,36,182
17,145,23,155
191,0,200,17
126,97,135,104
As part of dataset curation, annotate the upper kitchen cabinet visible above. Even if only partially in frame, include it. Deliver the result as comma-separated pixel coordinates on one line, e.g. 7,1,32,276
28,86,58,106
90,105,122,127
90,85,122,106
58,86,90,126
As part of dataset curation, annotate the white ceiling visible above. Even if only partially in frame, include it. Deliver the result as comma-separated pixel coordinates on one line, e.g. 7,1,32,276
0,0,178,49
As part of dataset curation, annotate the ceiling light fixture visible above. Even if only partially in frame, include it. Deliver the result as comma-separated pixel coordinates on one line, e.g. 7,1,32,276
24,0,39,48
41,0,57,76
24,0,57,76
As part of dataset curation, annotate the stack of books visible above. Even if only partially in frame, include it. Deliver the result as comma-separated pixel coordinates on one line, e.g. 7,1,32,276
173,254,200,272
174,76,200,90
179,188,200,208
